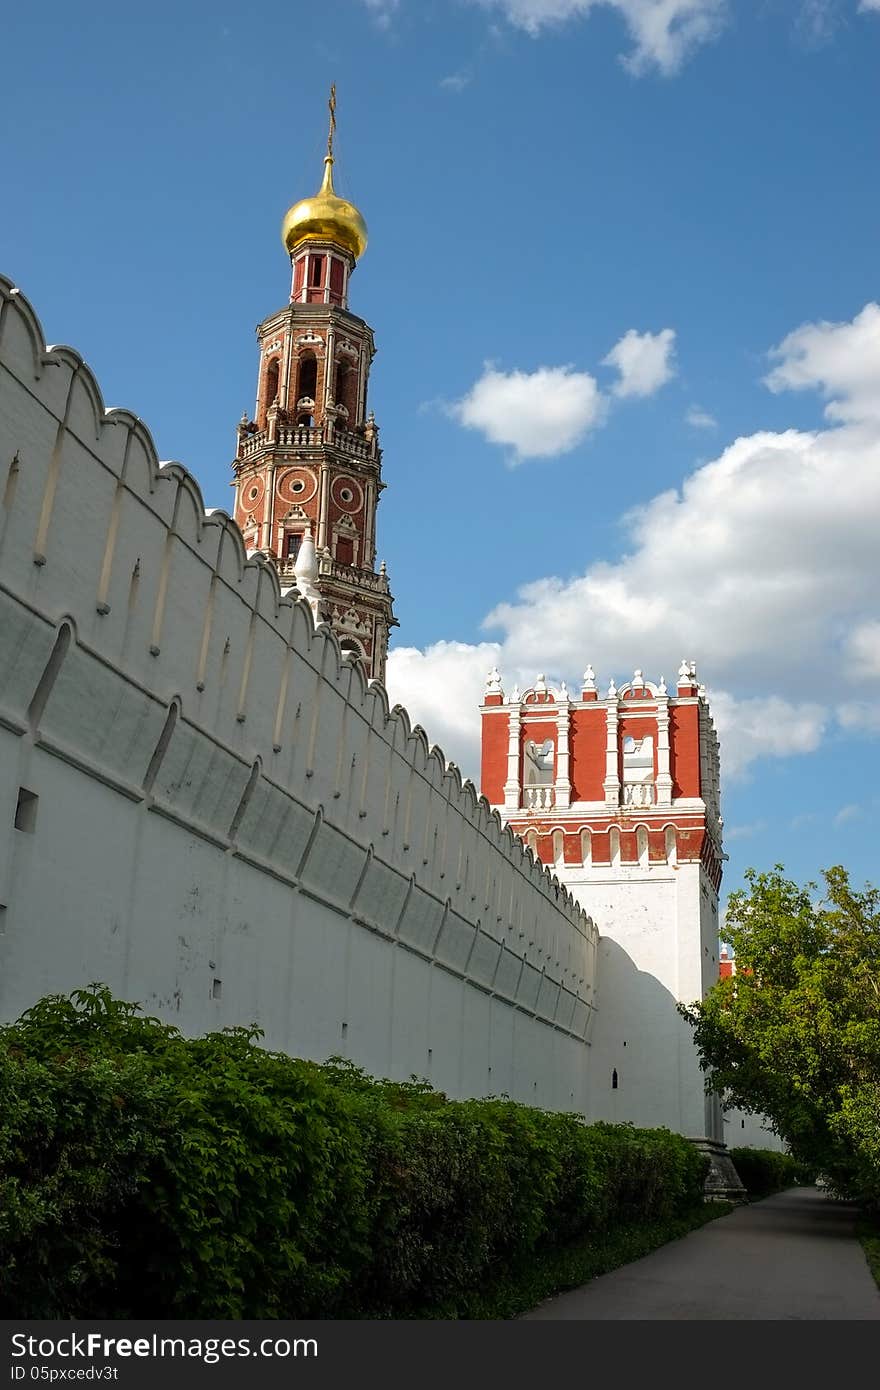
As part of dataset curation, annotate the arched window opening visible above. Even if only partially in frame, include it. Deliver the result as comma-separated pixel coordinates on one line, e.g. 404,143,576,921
609,826,621,869
665,825,677,865
329,258,345,303
637,825,649,867
580,827,592,866
525,829,538,859
552,829,564,866
297,414,314,429
309,255,324,288
284,531,303,561
335,535,354,566
334,361,359,422
264,358,280,414
297,354,317,405
612,1069,619,1090
340,638,363,661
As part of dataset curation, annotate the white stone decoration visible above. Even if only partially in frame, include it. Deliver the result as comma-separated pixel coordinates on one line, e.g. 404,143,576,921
582,665,596,691
485,666,503,695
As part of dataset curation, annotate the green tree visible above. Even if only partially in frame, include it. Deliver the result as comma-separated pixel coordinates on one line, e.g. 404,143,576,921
680,865,880,1207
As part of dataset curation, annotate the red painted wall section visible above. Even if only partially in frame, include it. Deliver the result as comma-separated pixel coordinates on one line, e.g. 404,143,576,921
480,710,508,806
569,706,606,801
676,827,704,862
648,829,667,863
563,834,583,865
670,703,700,798
591,830,611,865
619,830,639,864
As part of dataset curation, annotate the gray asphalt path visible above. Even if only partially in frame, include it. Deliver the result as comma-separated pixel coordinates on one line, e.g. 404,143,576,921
523,1187,880,1320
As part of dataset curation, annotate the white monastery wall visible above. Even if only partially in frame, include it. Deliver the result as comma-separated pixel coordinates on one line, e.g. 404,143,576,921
554,861,723,1141
0,276,599,1112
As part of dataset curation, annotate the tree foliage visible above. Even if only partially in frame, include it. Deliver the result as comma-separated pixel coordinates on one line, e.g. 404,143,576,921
1,985,708,1318
681,865,880,1206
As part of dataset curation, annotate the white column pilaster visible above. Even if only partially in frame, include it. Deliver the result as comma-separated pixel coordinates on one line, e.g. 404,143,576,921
603,699,620,808
555,699,571,810
656,696,673,806
503,704,522,812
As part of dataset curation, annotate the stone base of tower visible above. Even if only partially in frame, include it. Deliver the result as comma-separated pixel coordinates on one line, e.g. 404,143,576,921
692,1138,747,1201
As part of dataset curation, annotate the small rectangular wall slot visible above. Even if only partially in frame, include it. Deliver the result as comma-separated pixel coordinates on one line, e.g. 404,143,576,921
211,978,222,1000
0,905,6,935
340,1022,348,1039
14,788,38,833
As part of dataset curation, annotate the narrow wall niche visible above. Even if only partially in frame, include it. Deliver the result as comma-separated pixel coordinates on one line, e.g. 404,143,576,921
14,787,38,834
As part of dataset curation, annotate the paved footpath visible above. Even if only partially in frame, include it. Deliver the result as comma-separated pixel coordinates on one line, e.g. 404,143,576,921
523,1187,880,1320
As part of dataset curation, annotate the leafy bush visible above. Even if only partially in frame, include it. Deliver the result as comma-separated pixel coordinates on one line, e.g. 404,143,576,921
1,987,708,1318
729,1147,814,1198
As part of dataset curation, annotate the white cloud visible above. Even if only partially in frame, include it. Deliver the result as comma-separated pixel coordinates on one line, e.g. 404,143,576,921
439,71,472,90
837,702,880,734
388,303,880,785
362,0,400,24
467,0,726,74
844,621,880,679
834,803,862,825
859,1,880,12
384,641,503,771
725,820,768,841
707,692,827,780
685,404,717,429
450,363,604,462
603,327,677,398
764,302,880,424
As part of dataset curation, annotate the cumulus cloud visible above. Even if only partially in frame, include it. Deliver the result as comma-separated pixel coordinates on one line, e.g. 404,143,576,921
450,363,604,462
387,302,880,785
837,702,880,734
706,692,827,779
466,0,727,74
603,327,677,398
686,405,717,429
764,302,880,424
843,621,880,679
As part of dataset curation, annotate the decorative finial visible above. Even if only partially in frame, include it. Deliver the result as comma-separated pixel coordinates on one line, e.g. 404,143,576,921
698,682,707,699
485,666,503,694
678,658,692,682
633,668,643,687
582,664,596,690
535,673,547,694
658,675,668,695
510,683,520,703
607,678,617,698
327,82,337,160
559,680,569,700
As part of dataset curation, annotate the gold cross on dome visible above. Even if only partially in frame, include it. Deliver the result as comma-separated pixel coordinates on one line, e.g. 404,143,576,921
327,83,337,159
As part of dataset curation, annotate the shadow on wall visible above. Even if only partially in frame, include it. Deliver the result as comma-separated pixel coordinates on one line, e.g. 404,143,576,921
590,937,713,1140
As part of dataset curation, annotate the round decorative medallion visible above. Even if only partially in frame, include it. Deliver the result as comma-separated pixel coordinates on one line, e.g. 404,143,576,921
278,468,318,504
330,475,363,513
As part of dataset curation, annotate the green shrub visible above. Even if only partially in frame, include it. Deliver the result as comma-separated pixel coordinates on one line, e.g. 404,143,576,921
1,987,708,1318
729,1147,814,1198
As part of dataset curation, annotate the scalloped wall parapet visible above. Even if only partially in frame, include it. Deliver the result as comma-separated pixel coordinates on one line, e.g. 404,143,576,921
0,277,598,1093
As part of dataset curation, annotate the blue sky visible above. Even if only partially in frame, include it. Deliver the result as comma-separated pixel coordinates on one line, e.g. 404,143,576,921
2,0,878,906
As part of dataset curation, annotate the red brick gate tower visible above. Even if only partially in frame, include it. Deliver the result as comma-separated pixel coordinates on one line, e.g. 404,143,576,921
231,88,396,682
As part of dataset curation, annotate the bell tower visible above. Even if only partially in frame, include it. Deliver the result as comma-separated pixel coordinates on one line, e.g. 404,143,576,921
232,86,396,682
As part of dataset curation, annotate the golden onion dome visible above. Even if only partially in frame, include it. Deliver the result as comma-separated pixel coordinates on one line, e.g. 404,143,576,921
281,155,368,261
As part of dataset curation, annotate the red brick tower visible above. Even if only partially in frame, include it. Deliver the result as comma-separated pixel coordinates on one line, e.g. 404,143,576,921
480,660,744,1194
232,87,396,682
